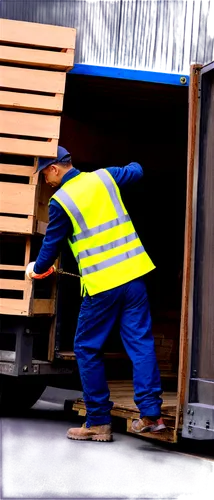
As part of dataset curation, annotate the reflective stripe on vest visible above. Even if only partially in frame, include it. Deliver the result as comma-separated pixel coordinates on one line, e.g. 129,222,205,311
82,245,145,276
52,169,155,295
78,231,139,259
72,214,131,243
54,188,88,232
95,169,125,217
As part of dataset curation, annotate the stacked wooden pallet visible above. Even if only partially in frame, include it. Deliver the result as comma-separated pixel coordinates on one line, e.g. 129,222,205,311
0,18,76,316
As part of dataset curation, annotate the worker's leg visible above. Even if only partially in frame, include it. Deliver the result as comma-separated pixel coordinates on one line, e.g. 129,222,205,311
120,277,163,418
74,288,122,427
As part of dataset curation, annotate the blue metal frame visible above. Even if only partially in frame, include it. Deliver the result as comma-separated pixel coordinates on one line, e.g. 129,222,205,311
69,64,189,86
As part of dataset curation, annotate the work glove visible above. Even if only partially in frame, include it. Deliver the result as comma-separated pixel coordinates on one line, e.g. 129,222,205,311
25,261,37,279
25,262,56,280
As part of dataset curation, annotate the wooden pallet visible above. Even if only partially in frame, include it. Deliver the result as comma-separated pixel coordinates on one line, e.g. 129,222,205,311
0,18,76,70
0,235,57,316
72,380,177,443
0,156,54,235
0,103,61,157
0,18,76,156
0,65,66,116
0,157,39,234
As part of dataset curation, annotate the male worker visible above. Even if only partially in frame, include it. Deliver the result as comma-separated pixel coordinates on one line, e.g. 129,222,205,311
26,146,166,442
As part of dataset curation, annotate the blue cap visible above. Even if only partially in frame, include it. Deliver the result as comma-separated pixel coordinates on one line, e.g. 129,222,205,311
35,146,71,173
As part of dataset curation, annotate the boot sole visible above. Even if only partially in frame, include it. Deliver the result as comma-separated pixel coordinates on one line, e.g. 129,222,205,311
67,433,113,442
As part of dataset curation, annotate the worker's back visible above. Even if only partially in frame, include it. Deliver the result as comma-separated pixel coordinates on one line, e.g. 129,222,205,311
51,168,155,295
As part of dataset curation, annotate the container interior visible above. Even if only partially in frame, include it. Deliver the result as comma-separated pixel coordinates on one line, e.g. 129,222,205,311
54,73,188,392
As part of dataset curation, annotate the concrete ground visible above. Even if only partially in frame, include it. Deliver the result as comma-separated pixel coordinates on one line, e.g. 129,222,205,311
0,387,213,500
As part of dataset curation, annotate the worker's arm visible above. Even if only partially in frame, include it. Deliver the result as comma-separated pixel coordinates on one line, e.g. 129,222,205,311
33,201,72,275
106,162,143,188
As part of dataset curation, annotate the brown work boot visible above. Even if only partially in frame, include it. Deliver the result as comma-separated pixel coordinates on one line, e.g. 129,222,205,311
131,417,166,433
67,422,113,441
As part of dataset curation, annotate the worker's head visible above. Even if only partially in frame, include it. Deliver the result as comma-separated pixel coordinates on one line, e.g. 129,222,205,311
36,146,72,187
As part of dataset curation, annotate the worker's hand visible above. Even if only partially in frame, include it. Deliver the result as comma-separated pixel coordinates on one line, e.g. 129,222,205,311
25,261,37,279
26,263,56,280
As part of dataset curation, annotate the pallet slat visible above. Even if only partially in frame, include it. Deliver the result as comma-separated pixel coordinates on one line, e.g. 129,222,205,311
0,18,76,50
0,298,29,315
0,45,74,70
72,382,177,417
0,236,56,316
0,183,36,215
0,216,34,234
0,66,66,94
0,265,25,271
0,91,63,113
32,299,56,315
0,164,35,177
0,110,60,139
0,279,27,291
0,137,58,157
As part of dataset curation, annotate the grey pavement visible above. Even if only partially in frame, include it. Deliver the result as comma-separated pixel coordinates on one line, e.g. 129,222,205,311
1,387,214,500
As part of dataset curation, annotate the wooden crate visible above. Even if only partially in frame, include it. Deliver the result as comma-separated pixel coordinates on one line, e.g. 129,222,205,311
0,235,57,316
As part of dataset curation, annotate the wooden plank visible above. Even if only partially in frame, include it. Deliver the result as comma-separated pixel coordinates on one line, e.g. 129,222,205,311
36,221,48,235
0,183,36,215
0,110,61,139
0,163,35,177
0,91,63,113
73,400,175,424
0,265,25,271
24,280,33,306
31,158,39,186
0,137,58,157
73,381,177,417
62,48,75,71
0,279,27,291
0,18,76,50
0,66,66,94
0,216,34,234
58,351,129,361
24,237,31,265
32,299,55,315
0,45,75,70
0,298,29,315
48,316,57,362
175,65,202,435
36,177,54,223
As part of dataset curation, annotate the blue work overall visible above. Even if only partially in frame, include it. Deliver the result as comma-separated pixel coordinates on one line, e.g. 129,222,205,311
74,276,163,427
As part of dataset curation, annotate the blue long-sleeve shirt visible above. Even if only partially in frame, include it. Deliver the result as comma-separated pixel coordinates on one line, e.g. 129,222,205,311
34,163,143,274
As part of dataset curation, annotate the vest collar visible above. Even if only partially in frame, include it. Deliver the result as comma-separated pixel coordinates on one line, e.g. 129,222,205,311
60,167,81,187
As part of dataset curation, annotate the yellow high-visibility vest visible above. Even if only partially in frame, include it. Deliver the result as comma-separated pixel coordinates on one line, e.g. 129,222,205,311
51,169,155,295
